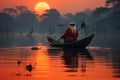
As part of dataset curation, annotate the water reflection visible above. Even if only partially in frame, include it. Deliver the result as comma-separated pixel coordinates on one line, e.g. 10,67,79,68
47,48,62,57
62,49,79,72
0,46,120,80
62,49,93,74
47,48,94,76
16,60,21,76
109,49,120,78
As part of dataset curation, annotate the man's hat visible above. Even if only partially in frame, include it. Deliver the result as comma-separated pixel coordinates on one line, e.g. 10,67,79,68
69,21,75,25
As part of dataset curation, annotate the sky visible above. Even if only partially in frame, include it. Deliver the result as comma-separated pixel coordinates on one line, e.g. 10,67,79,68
0,0,105,15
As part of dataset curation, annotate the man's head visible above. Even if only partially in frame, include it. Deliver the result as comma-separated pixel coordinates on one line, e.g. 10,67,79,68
69,22,75,27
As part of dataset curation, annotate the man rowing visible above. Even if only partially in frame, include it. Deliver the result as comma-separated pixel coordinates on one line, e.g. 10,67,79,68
60,21,79,43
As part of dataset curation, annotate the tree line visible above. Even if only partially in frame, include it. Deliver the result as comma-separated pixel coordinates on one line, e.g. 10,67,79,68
0,0,120,35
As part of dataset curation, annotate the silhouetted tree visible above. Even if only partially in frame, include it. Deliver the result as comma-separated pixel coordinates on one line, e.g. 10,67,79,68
92,7,110,16
3,8,17,17
0,13,15,33
64,13,74,22
16,5,28,14
74,12,90,28
15,10,38,32
105,0,120,6
39,9,62,34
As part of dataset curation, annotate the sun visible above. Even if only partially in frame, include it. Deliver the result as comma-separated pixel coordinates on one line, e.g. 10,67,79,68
34,2,50,15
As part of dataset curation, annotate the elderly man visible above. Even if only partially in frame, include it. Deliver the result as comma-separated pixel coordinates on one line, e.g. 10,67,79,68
60,22,79,43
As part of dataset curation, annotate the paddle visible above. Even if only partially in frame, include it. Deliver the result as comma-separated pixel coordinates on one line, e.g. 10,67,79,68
81,21,87,36
81,16,90,49
78,25,84,31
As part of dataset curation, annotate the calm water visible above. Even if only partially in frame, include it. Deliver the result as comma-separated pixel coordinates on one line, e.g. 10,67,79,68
0,46,120,80
0,35,120,80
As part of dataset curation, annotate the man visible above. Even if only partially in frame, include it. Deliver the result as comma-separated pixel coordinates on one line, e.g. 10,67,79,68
60,22,79,43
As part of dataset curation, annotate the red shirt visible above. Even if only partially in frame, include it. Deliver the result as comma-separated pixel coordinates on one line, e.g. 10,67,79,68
61,26,78,42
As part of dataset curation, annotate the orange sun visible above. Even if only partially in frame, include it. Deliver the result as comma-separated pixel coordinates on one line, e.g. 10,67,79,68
34,2,50,15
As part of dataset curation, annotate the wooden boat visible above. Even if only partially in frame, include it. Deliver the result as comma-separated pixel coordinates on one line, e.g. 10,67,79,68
46,34,95,49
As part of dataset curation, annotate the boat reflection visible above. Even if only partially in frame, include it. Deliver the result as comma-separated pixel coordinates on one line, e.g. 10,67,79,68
0,46,120,80
47,48,94,74
47,48,63,57
62,49,93,73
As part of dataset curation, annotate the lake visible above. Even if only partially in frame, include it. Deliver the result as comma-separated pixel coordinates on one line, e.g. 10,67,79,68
0,34,120,80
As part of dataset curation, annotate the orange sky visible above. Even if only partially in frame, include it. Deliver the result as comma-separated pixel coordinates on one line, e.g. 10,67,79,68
0,0,105,14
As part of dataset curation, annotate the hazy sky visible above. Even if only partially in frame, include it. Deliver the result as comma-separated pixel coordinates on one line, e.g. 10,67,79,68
0,0,105,14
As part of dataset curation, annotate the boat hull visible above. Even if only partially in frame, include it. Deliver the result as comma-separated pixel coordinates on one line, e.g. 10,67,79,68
46,34,95,49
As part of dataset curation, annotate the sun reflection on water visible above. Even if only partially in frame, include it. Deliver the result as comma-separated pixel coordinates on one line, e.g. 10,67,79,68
0,46,120,80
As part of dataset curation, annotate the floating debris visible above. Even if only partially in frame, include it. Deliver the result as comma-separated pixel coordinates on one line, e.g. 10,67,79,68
25,64,33,72
16,73,21,76
16,59,21,76
31,47,41,50
17,60,21,66
25,64,34,76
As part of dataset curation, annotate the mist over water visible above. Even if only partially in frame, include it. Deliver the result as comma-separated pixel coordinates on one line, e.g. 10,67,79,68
0,33,120,48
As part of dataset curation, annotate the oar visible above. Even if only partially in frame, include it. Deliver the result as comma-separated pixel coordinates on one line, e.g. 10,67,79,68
78,27,84,31
80,21,87,37
83,16,87,37
78,21,86,32
82,16,89,49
